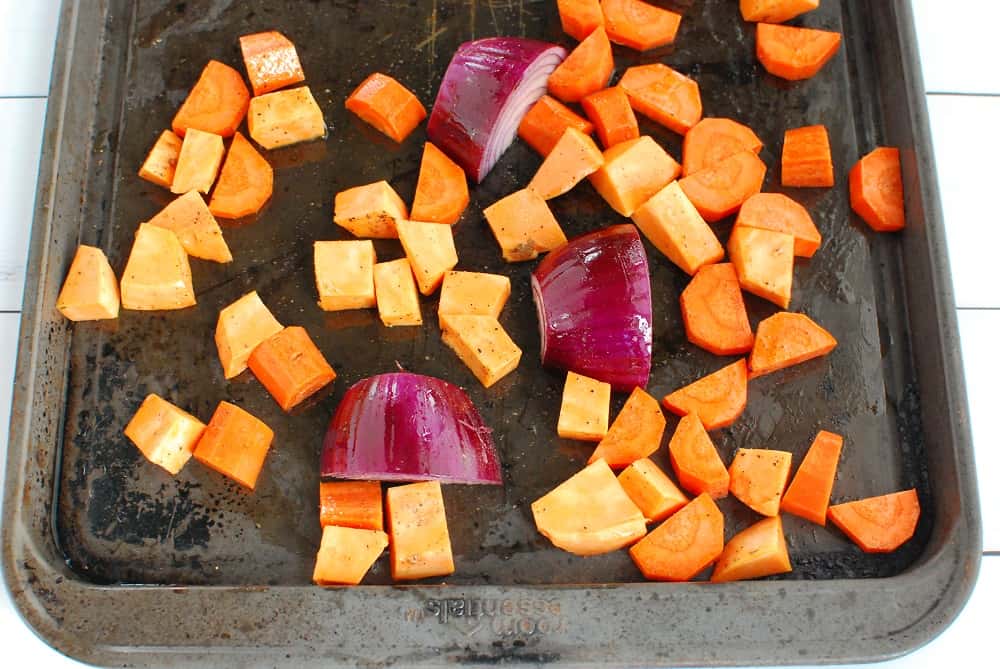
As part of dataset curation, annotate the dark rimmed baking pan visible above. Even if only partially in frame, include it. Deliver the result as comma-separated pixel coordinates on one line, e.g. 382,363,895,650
2,0,981,666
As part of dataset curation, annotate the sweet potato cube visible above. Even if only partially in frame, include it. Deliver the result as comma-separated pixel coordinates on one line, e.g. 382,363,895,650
312,525,389,585
124,394,206,475
248,326,336,412
396,220,458,296
710,516,792,582
631,181,723,275
171,128,225,195
437,271,511,327
319,481,383,531
588,387,665,468
239,30,306,96
334,180,408,239
138,129,182,188
527,127,604,200
728,226,795,309
147,190,232,263
386,481,455,581
248,86,327,149
628,493,724,581
120,223,196,311
193,401,274,489
589,136,681,216
728,448,793,517
314,240,376,311
440,314,522,388
557,371,611,442
56,245,120,321
483,189,567,262
215,291,284,379
373,258,422,326
618,458,688,523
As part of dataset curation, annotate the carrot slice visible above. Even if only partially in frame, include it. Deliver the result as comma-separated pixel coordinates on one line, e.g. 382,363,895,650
248,326,336,412
619,64,702,135
682,117,763,177
680,263,754,356
589,136,681,217
547,26,614,103
662,359,748,431
440,314,522,388
248,86,327,149
56,245,120,321
631,181,724,276
120,224,196,311
756,23,842,81
782,125,834,187
334,180,408,239
215,291,284,379
193,401,274,489
667,414,729,499
710,516,792,582
172,60,250,138
735,193,821,258
588,387,666,468
386,481,455,580
148,190,232,263
314,240,377,312
209,132,273,218
527,127,604,200
828,489,920,553
483,188,567,262
138,130,182,188
740,0,819,23
557,0,604,41
602,0,682,51
312,525,388,585
411,142,469,224
849,147,905,232
239,30,305,96
373,258,422,326
171,128,225,195
518,95,594,157
728,226,795,308
749,312,837,378
581,87,639,149
437,271,511,326
319,481,383,531
558,371,612,442
124,394,206,475
618,458,688,523
729,448,792,516
780,430,843,525
678,150,766,222
629,493,724,581
396,220,458,296
346,72,427,142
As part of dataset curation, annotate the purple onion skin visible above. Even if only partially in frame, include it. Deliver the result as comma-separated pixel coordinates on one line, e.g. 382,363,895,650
531,225,653,392
321,372,501,485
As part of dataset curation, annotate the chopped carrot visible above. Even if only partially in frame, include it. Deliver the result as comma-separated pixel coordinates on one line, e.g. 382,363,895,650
740,0,819,23
631,181,723,276
602,0,682,51
629,493,724,581
56,245,120,321
782,125,834,187
682,117,763,177
518,95,594,157
172,60,250,138
581,87,639,149
527,127,604,200
209,132,273,218
749,311,837,378
662,360,748,431
619,64,702,135
215,291,284,379
667,414,729,498
334,180,408,239
248,326,336,412
532,459,647,556
120,224,196,311
557,0,604,41
345,72,426,143
735,193,821,258
314,240,376,312
678,150,766,223
729,448,792,516
850,147,905,232
828,489,920,553
680,264,754,356
618,458,688,523
239,30,305,96
124,394,205,475
386,481,455,580
710,516,792,582
440,314,522,388
138,130,182,188
756,23,842,81
193,401,274,489
728,226,794,308
781,430,843,525
248,86,327,149
557,371,612,442
411,142,469,224
312,525,388,585
148,190,232,263
547,26,614,103
437,271,511,326
589,136,681,216
396,220,458,296
373,259,422,326
319,481,383,531
482,188,567,262
588,387,666,468
171,128,225,195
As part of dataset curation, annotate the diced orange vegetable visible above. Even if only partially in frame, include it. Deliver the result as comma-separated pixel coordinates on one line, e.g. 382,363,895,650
830,489,921,553
629,493,724,581
411,142,469,224
631,181,723,275
662,359,748,431
618,458,688,523
680,264,754,356
138,130,182,188
56,245,120,321
215,291,284,379
557,0,604,41
312,525,388,585
120,223,196,311
729,448,792,517
557,371,612,442
440,314,522,388
850,147,905,232
602,0,682,51
589,387,665,468
527,127,604,200
518,95,594,156
319,481,383,531
374,259,422,326
667,414,729,498
619,64,702,135
547,26,614,103
248,326,336,412
386,481,455,580
247,85,326,149
314,240,376,311
682,117,763,177
782,125,834,187
678,150,766,223
345,72,426,143
728,226,794,309
734,193,821,258
193,401,274,489
396,220,458,296
334,180,408,239
532,459,647,556
171,60,250,138
589,136,681,216
209,131,273,218
437,271,511,327
124,394,205,475
239,30,305,97
740,0,819,23
781,430,843,525
581,86,638,149
756,23,842,81
482,188,567,262
710,516,792,582
171,128,225,195
749,311,837,378
147,190,232,263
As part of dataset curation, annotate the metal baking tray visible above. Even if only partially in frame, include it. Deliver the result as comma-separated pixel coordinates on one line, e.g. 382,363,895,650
2,0,981,666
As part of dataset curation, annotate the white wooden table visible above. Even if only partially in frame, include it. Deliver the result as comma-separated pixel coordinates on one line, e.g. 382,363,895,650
0,1,996,666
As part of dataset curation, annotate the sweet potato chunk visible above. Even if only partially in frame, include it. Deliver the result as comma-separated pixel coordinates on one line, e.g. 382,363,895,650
314,240,377,311
56,245,120,321
124,394,205,475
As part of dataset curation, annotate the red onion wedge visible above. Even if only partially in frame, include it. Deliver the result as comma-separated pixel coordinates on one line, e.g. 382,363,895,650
427,37,567,183
321,372,502,485
531,224,653,392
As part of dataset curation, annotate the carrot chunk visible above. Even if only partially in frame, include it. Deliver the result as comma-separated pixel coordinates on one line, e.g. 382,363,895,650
756,23,842,81
437,271,511,327
668,414,729,499
518,95,594,157
589,387,666,468
728,226,795,309
120,224,196,311
618,458,688,523
387,481,455,580
631,181,723,276
680,263,754,356
138,130,182,188
629,493,724,581
248,326,336,412
749,311,837,378
828,489,920,553
215,291,284,379
781,430,843,525
589,136,681,216
148,190,232,263
849,147,905,232
345,72,426,143
678,150,766,223
735,193,821,258
782,125,834,187
740,0,819,23
729,448,792,516
396,220,458,296
239,30,305,96
171,60,250,138
557,371,612,442
248,86,326,149
662,359,748,431
581,87,639,149
373,259,422,326
319,481,383,531
209,131,273,218
411,142,469,224
527,127,604,200
193,401,274,489
171,128,225,195
334,180,408,239
602,0,682,51
619,64,702,135
440,314,522,388
483,188,567,262
682,117,763,177
124,394,205,475
56,245,120,321
314,240,377,312
547,26,614,103
557,0,604,41
313,525,388,585
710,516,792,582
